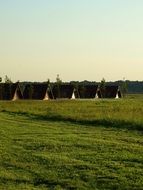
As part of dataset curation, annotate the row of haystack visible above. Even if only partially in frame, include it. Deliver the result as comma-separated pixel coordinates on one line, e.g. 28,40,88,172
0,82,122,101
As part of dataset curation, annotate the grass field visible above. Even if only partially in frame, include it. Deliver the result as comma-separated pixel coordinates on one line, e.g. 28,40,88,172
0,96,143,189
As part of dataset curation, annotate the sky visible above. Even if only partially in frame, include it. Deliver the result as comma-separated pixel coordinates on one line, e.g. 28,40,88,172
0,0,143,82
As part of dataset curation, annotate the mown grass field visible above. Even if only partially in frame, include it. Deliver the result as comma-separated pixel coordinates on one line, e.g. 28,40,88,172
0,95,143,189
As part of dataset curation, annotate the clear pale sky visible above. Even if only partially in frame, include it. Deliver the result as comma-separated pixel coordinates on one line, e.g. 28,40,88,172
0,0,143,82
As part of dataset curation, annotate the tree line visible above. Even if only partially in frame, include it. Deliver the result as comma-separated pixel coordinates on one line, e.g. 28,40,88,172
0,75,143,94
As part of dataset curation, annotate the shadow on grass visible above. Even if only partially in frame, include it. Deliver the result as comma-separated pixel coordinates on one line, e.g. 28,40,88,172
0,162,79,189
1,110,143,132
0,176,30,185
0,176,64,189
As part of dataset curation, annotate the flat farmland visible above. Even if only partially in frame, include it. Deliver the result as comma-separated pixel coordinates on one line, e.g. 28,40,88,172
0,96,143,189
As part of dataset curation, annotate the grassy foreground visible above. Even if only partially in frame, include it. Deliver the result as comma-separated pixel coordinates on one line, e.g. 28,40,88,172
0,96,143,189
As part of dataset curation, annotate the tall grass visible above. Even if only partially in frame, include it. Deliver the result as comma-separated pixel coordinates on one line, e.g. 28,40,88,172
0,96,143,130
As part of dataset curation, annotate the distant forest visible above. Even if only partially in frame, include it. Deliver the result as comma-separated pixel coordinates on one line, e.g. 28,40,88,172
19,80,143,94
1,75,142,94
106,81,143,94
107,81,143,94
71,80,143,94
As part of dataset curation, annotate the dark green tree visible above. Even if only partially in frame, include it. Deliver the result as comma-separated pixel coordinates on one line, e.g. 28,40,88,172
4,75,12,83
56,74,62,84
47,78,54,99
100,78,106,98
121,78,128,97
56,74,62,98
47,78,50,85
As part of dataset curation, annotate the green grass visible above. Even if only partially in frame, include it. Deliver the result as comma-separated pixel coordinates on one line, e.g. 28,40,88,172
0,96,143,189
